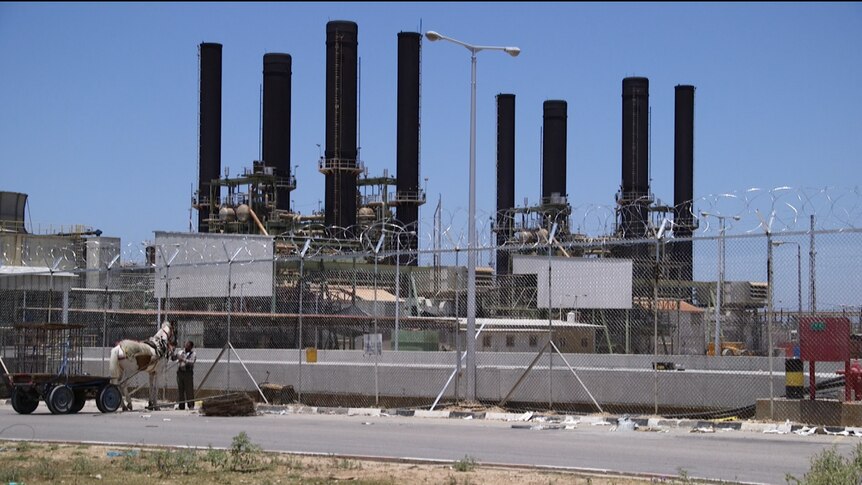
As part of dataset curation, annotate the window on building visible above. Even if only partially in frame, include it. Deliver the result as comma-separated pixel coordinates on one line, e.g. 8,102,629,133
529,335,538,347
483,335,492,348
558,337,567,349
506,335,515,347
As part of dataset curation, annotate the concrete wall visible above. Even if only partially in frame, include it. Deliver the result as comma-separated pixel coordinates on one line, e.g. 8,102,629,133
81,348,846,410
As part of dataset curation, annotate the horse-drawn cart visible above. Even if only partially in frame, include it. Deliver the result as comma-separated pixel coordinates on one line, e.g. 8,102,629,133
1,323,121,414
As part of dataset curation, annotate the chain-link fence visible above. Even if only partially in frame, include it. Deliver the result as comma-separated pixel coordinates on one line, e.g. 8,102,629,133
3,188,862,419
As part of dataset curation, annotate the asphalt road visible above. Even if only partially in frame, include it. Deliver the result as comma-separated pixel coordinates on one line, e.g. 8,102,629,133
0,401,856,484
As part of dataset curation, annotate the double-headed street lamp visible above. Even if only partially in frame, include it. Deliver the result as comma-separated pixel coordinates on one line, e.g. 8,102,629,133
700,212,740,356
425,30,520,401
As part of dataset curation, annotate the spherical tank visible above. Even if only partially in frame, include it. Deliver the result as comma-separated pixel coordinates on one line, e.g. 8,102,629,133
219,206,236,222
536,228,549,242
236,204,250,222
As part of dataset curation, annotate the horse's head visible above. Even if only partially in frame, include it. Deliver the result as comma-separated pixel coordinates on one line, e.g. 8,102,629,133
159,320,178,350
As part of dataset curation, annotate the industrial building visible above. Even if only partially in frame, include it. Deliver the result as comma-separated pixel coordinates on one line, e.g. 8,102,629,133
0,19,774,363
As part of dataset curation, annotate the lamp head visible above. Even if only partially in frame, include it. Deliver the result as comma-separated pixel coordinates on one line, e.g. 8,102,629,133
425,31,442,42
504,47,521,57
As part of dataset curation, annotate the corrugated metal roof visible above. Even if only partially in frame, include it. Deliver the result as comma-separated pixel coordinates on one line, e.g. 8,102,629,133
458,318,603,329
329,284,402,303
0,265,77,291
634,298,704,313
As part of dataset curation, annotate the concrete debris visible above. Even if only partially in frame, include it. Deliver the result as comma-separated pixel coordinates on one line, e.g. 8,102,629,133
613,417,638,432
637,427,668,433
691,426,715,433
794,426,817,436
563,416,580,430
511,423,561,431
763,420,793,434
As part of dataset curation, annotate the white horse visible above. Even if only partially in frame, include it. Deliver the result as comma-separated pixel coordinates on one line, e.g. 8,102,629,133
108,320,176,411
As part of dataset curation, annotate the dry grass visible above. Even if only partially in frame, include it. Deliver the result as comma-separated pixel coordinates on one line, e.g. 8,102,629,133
0,440,704,484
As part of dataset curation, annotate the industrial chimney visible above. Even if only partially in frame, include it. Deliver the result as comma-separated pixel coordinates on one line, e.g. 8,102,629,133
542,100,567,205
198,42,223,233
395,31,423,265
263,53,293,212
322,21,360,229
619,77,650,239
496,94,515,275
673,84,696,291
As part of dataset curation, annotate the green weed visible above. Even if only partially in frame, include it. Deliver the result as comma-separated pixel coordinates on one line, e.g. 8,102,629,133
230,431,266,472
14,440,32,453
205,444,230,470
71,455,96,475
786,443,862,485
150,448,200,476
453,455,477,472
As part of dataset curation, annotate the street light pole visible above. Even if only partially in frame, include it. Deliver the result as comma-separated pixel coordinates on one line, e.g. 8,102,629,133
701,212,740,356
773,241,802,316
395,233,401,352
237,281,254,313
425,30,520,401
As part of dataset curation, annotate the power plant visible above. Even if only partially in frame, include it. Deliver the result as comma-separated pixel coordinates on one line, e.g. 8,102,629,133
0,20,706,350
4,18,859,419
154,19,711,356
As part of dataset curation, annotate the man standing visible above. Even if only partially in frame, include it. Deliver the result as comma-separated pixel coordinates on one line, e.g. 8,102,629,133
174,340,197,410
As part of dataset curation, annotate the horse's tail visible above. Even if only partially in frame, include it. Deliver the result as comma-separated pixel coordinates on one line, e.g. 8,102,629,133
108,344,123,383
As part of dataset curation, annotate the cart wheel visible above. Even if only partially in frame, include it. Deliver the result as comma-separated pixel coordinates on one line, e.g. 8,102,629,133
69,390,87,414
11,389,39,414
44,386,58,414
96,384,121,413
48,385,74,414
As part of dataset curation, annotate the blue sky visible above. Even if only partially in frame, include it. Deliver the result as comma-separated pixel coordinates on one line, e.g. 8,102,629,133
1,2,860,247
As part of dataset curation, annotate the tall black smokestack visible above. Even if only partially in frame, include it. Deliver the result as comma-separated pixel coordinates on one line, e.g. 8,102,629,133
324,21,359,229
542,100,567,203
620,77,649,238
198,42,222,233
673,85,696,288
263,53,292,212
396,31,421,264
496,94,515,275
